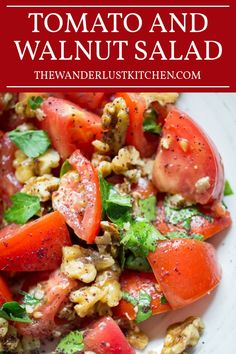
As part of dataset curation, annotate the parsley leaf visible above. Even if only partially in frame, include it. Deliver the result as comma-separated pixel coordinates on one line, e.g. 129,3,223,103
166,230,204,241
56,330,84,354
121,221,165,257
19,290,40,307
60,160,72,178
137,196,157,222
4,193,40,224
0,301,31,323
160,295,168,304
125,254,152,272
28,96,43,110
122,290,152,323
8,129,51,158
143,108,161,135
224,180,234,196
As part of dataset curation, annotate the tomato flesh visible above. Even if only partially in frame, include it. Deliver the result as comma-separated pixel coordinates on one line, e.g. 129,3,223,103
148,238,221,309
84,316,135,354
40,97,102,160
52,150,101,244
0,211,71,271
113,270,171,320
152,109,224,204
0,276,13,305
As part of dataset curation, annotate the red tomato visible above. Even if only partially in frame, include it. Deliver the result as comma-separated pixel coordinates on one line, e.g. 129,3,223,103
64,92,106,111
0,133,22,203
113,271,171,320
0,276,13,305
154,198,232,240
117,93,160,158
17,270,76,338
152,109,224,204
131,177,157,198
0,211,71,271
84,316,135,354
52,150,101,244
40,97,102,160
148,239,221,309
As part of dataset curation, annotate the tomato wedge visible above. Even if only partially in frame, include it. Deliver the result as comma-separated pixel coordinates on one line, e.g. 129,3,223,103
17,270,76,338
152,109,224,204
52,150,101,244
113,270,171,320
117,93,159,158
155,198,232,240
64,92,106,111
84,316,135,354
40,97,102,160
0,211,71,271
0,276,13,305
148,239,221,309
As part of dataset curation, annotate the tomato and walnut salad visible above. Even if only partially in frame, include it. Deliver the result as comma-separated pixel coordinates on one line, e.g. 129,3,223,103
0,92,233,354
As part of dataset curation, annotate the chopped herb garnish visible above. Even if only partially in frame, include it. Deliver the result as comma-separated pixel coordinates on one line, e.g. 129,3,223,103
137,196,157,222
125,254,152,272
99,173,111,218
56,330,84,354
224,180,234,196
160,295,168,305
28,96,43,110
19,290,41,307
122,290,152,323
60,160,72,178
8,129,51,158
166,230,204,241
0,301,31,323
143,108,161,135
121,221,165,257
4,193,40,224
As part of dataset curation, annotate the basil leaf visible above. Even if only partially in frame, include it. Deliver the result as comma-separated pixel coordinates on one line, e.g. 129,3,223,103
56,330,84,354
4,193,40,224
0,301,31,323
160,295,168,305
107,188,132,208
60,160,72,178
8,129,51,158
99,173,111,218
125,254,152,272
143,108,161,135
19,290,41,307
136,291,152,323
137,196,157,222
28,96,43,110
224,180,234,196
121,221,165,257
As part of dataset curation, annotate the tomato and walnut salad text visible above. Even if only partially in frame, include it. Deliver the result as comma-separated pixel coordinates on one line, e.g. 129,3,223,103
0,92,233,354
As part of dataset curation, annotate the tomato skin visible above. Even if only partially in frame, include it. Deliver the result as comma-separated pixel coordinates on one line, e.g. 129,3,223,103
113,271,171,320
40,97,102,160
0,211,71,272
17,270,76,338
131,177,157,198
154,197,231,240
52,150,101,244
84,316,135,354
117,93,159,158
0,276,13,305
64,92,106,111
148,239,221,309
0,133,22,203
152,109,224,204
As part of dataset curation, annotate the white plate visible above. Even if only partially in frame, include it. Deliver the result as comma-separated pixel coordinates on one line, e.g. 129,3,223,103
139,93,236,354
44,93,236,354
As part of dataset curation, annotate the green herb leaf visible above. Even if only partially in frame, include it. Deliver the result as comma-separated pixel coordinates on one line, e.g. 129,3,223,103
160,295,168,305
4,193,40,224
8,129,51,158
166,230,204,241
136,291,152,323
224,180,234,196
143,108,162,135
19,290,41,307
0,301,31,323
107,188,132,208
28,96,43,110
137,196,157,222
164,203,200,226
121,221,165,257
60,160,72,178
122,291,138,306
99,173,111,218
56,330,84,354
125,254,152,272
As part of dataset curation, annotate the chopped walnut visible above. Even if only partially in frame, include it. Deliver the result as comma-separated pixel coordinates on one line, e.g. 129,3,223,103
15,93,46,120
0,93,16,114
161,316,204,354
126,326,149,350
195,177,210,193
140,92,179,106
21,174,60,202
